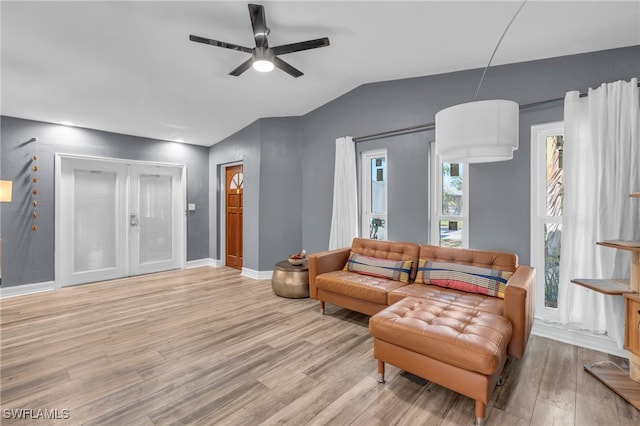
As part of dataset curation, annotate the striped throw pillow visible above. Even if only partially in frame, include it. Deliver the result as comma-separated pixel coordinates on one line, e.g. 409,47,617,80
416,260,512,299
344,253,412,283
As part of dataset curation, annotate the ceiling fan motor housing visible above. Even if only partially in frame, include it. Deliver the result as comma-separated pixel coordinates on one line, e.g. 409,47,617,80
253,47,274,63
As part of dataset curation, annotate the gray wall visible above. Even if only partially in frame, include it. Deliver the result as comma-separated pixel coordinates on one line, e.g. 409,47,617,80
300,46,640,264
0,116,209,287
258,118,303,270
208,120,261,270
208,117,303,271
354,133,431,244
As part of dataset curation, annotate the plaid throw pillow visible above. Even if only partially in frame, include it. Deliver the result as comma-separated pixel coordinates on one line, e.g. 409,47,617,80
416,260,512,299
344,252,412,283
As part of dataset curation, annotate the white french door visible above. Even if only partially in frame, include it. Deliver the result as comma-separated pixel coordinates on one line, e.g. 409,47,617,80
57,156,185,287
129,164,183,276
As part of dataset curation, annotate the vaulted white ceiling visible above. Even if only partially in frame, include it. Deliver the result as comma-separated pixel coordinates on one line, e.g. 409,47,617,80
2,1,639,147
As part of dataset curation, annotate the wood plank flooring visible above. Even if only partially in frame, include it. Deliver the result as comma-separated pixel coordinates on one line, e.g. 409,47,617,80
1,266,638,425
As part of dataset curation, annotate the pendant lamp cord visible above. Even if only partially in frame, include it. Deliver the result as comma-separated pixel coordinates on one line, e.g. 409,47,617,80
474,0,528,101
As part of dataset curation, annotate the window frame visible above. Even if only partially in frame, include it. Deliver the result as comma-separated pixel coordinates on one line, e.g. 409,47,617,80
361,149,388,240
430,143,469,248
530,121,564,322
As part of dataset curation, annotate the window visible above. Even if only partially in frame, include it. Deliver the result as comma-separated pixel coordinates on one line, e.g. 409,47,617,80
431,143,468,247
362,150,387,240
531,122,564,320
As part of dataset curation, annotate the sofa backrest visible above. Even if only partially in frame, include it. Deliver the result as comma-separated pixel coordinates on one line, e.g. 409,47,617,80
351,238,421,279
419,245,518,273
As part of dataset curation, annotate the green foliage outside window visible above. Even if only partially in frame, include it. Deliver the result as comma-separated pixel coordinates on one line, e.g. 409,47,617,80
442,163,463,215
544,135,564,308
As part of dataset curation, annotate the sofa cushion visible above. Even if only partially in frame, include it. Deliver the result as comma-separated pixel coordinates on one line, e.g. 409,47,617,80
344,252,412,283
316,270,407,305
388,284,504,315
416,261,512,299
350,238,420,281
419,245,517,273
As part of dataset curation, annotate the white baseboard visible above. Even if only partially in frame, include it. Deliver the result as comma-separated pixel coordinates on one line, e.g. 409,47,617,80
0,281,55,299
532,319,628,358
241,268,273,280
186,261,271,278
186,258,223,268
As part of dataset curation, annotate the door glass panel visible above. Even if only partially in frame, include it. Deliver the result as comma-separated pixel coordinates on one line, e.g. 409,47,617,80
362,151,387,240
139,174,172,264
370,157,386,214
229,172,244,190
439,220,463,248
369,217,386,240
543,134,563,308
441,163,463,215
546,135,564,217
544,222,562,308
74,170,117,272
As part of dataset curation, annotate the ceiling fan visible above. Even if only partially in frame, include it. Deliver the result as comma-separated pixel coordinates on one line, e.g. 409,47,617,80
189,3,330,78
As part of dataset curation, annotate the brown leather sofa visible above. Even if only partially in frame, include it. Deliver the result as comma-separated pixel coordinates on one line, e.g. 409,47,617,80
308,237,535,425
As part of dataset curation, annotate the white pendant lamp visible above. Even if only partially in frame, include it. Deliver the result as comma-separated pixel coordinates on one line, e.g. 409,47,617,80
435,0,527,164
436,99,519,163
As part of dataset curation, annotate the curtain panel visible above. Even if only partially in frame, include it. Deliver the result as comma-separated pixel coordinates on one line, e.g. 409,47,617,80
558,78,640,346
328,136,358,250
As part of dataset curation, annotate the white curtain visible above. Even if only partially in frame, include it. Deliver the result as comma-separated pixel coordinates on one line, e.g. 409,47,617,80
328,136,358,250
558,78,640,346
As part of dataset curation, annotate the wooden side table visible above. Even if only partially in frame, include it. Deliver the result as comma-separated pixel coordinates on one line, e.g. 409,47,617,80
572,239,640,410
571,278,640,409
271,260,310,298
625,293,640,382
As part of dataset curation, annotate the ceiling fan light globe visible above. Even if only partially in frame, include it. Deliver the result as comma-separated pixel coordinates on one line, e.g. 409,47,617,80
252,59,274,72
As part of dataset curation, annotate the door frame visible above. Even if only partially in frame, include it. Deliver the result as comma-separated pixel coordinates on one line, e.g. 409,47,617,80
219,161,243,267
54,153,187,289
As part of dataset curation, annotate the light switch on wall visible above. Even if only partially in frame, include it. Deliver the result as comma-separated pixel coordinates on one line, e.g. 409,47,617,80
188,203,196,212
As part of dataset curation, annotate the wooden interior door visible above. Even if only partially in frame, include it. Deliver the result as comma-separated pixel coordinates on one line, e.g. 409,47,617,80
225,165,243,269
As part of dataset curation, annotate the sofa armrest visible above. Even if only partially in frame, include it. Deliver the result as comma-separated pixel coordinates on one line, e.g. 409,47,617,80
308,248,351,299
503,265,535,359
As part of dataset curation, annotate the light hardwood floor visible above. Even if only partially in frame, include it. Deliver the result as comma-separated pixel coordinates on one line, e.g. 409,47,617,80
1,267,638,425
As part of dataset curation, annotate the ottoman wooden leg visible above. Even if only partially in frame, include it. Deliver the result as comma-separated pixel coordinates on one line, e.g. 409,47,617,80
319,300,325,315
377,360,385,383
475,401,486,426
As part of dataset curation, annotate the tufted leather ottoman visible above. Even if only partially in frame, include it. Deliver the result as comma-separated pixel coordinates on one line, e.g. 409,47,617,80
369,296,512,426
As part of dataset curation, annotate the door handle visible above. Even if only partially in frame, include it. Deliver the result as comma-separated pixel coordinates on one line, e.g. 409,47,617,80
130,214,138,226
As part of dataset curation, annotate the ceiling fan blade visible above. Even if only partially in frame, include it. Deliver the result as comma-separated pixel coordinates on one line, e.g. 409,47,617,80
229,58,253,76
272,37,330,56
189,35,252,54
248,4,269,48
273,57,303,78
